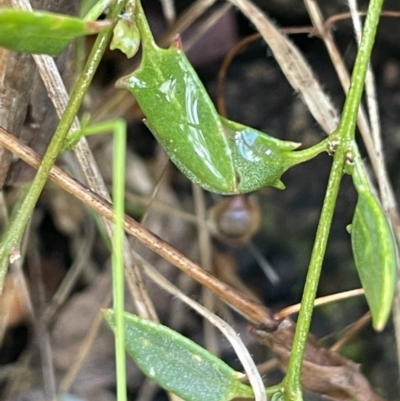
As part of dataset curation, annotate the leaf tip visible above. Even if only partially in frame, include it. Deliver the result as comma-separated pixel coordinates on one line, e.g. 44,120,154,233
372,311,390,332
274,180,286,190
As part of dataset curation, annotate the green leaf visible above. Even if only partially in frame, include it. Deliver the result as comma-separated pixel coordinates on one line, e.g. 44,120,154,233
220,116,301,192
350,160,397,331
0,8,112,56
117,0,326,194
118,37,238,194
104,310,255,401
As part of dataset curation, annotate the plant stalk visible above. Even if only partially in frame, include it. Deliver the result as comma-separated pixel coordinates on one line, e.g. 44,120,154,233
0,0,128,292
112,119,128,401
283,0,385,399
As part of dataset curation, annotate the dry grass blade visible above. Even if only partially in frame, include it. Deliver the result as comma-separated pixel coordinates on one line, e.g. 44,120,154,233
160,0,176,25
304,0,400,237
274,288,364,320
330,313,371,352
182,3,232,54
303,0,375,153
325,10,400,29
228,0,339,134
192,184,219,354
217,33,260,116
27,246,57,401
0,45,34,188
11,0,157,321
42,220,96,324
305,0,400,368
0,126,273,326
348,0,400,368
229,0,400,376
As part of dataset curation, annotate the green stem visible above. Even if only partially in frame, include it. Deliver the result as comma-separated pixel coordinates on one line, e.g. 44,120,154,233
283,0,384,399
266,384,284,397
0,0,128,292
283,148,345,401
135,0,158,51
112,119,127,401
337,0,384,141
289,137,330,165
83,0,114,21
70,118,128,401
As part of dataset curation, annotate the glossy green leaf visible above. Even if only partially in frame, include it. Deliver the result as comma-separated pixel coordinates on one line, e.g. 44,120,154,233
104,310,255,401
221,117,301,192
0,8,112,56
117,0,326,195
118,37,238,194
350,159,396,331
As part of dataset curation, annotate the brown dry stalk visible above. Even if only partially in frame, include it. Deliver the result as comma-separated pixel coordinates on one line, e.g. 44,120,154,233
325,10,400,31
0,126,273,326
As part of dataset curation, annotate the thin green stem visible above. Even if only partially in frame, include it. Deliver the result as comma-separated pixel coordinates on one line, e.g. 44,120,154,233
283,0,384,399
74,44,129,401
112,120,127,401
283,149,345,401
0,0,128,292
289,137,330,165
135,0,158,51
266,384,284,397
83,0,114,21
70,118,128,401
337,0,384,141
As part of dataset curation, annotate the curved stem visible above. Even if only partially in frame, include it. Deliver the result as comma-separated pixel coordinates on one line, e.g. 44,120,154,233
283,148,345,400
283,0,385,399
288,137,330,165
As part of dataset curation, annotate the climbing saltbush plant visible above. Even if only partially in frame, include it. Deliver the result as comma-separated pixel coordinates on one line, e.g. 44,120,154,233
0,0,396,400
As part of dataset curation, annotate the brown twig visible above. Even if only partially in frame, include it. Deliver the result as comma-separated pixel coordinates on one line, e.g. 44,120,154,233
274,288,365,320
325,10,400,32
217,33,260,117
0,126,274,326
330,313,371,352
216,26,315,118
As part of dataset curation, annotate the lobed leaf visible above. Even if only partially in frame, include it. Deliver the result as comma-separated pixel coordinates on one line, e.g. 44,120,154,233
118,39,238,194
104,310,255,401
350,160,396,331
221,117,301,192
118,1,325,194
0,8,111,56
